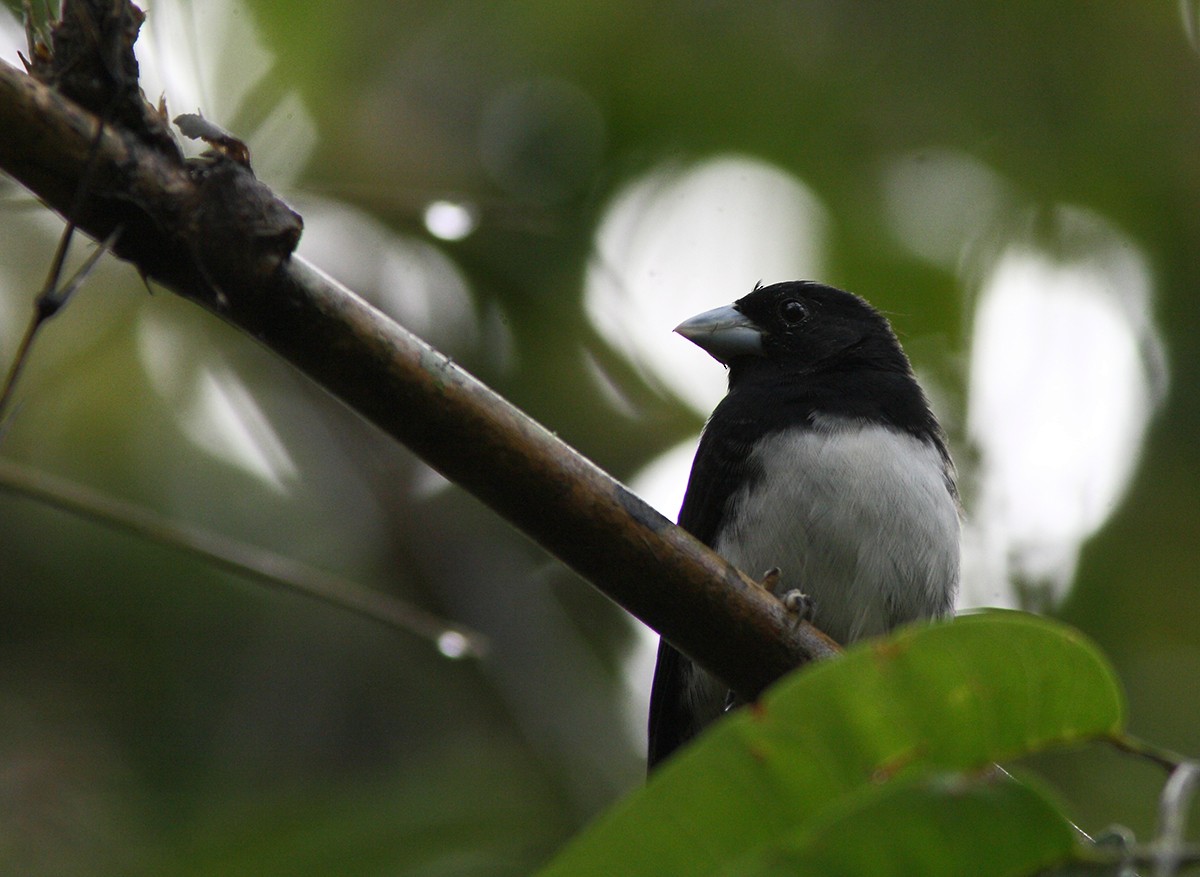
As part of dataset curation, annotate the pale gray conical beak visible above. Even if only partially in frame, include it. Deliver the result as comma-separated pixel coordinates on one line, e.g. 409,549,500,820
674,304,765,364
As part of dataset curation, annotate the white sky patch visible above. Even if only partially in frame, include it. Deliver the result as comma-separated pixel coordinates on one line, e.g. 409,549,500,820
1183,0,1200,55
585,156,828,415
0,9,22,58
0,255,17,346
882,149,1168,609
882,148,1014,268
295,197,482,358
136,313,298,493
410,461,453,501
187,365,299,492
136,0,316,183
138,0,269,119
962,209,1166,609
620,617,659,758
629,436,701,523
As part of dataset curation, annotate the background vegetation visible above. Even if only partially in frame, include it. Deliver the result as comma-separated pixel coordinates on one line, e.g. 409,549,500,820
0,0,1197,873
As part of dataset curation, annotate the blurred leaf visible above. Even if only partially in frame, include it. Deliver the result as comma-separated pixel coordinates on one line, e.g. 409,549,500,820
537,612,1122,876
726,773,1076,877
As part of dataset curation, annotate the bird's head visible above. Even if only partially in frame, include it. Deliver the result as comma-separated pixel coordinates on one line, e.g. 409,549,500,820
675,281,910,378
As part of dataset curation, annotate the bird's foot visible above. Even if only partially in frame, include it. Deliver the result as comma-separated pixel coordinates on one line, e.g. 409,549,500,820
781,589,814,624
758,567,782,592
754,567,814,623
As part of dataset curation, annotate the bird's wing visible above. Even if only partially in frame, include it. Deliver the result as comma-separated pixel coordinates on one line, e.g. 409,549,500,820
646,637,692,770
647,413,760,770
676,414,760,544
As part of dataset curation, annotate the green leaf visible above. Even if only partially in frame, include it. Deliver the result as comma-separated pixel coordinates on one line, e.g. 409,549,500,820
537,611,1122,877
727,772,1077,877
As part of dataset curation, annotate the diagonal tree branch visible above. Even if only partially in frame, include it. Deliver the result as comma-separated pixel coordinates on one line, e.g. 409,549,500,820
0,7,838,702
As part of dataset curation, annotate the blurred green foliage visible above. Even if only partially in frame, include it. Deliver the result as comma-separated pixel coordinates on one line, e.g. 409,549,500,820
1,0,1199,874
541,613,1120,875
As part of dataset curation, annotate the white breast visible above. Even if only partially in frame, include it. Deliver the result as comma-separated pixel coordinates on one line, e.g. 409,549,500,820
714,419,960,646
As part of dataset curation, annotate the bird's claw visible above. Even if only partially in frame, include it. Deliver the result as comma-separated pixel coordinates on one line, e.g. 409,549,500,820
758,567,782,592
753,566,813,623
782,589,814,623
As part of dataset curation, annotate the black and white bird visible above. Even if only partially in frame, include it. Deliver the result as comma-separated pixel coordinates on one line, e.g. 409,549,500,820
647,281,960,771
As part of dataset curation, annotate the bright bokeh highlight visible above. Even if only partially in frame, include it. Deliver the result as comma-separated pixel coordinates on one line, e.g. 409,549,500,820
963,210,1166,608
585,156,828,415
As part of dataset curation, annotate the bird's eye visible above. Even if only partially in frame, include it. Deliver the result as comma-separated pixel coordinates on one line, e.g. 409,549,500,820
778,299,808,325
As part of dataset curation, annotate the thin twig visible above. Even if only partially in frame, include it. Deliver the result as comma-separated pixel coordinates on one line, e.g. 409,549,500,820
0,225,120,423
1111,733,1190,775
0,80,120,423
1098,843,1200,874
1155,762,1200,877
0,457,488,657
